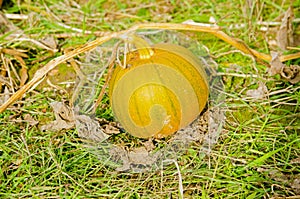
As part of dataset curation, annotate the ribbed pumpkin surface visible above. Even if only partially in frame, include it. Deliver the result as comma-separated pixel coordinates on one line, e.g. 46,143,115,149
109,43,209,138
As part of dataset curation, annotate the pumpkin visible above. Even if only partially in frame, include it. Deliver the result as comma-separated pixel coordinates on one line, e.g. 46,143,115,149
109,43,209,138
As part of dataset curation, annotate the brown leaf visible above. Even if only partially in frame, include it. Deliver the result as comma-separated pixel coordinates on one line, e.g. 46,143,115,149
104,124,120,135
290,157,300,164
109,146,161,172
23,114,39,126
52,101,74,122
246,82,268,99
0,11,19,33
268,51,285,76
291,174,300,194
19,65,28,87
1,86,10,104
276,6,294,50
267,51,300,83
75,114,109,142
40,102,75,132
143,139,155,151
2,48,28,58
40,36,58,51
281,64,300,84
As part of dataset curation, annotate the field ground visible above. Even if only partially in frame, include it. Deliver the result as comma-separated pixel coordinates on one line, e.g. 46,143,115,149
0,0,299,198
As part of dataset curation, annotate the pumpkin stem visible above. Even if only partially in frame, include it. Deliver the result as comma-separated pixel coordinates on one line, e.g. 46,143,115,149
119,33,154,62
128,34,154,60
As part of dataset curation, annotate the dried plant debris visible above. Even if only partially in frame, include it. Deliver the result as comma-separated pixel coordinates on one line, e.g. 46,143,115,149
40,101,75,132
75,114,109,142
41,101,119,141
96,118,121,135
0,11,20,34
291,174,300,194
246,82,268,99
109,146,162,172
9,113,39,127
268,52,285,76
0,11,58,52
268,51,300,84
40,36,58,50
276,7,294,50
23,114,39,126
0,87,10,105
86,107,224,173
290,157,300,164
0,48,29,90
41,101,109,142
258,168,300,194
281,64,300,84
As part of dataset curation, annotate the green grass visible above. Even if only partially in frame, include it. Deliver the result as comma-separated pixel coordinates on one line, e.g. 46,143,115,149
1,0,300,198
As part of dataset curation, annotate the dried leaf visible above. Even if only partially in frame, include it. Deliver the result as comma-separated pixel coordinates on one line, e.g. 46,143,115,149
268,169,289,184
143,139,155,151
97,119,121,135
32,104,109,142
281,64,300,84
19,66,28,87
2,49,28,58
0,11,20,34
246,82,268,99
53,101,74,121
257,168,300,194
109,146,161,172
276,7,294,50
268,51,285,76
3,86,9,102
128,147,158,165
104,124,120,135
267,52,300,83
171,110,208,144
40,102,75,132
40,36,58,51
290,157,300,164
291,174,300,193
23,114,39,126
75,114,109,142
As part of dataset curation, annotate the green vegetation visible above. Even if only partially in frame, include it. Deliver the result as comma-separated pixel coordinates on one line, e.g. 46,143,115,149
0,0,299,198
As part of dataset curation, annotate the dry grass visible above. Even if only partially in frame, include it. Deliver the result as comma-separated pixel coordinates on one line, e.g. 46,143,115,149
0,0,299,198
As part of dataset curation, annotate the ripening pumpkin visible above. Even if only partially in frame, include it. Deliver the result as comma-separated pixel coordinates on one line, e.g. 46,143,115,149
109,43,209,138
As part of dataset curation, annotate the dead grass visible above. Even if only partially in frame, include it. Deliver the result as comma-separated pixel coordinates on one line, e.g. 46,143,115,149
0,0,300,198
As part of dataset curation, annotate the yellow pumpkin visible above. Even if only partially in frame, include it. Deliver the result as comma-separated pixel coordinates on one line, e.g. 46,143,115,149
109,43,209,138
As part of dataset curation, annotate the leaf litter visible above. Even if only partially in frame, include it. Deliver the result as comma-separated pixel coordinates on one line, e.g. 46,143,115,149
246,81,268,99
258,167,300,194
40,101,75,132
276,6,294,50
268,51,300,84
40,101,223,172
90,106,224,173
0,10,60,108
265,6,300,84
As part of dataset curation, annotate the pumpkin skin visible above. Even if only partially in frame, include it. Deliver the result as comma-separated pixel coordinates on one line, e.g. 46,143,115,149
109,43,209,138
